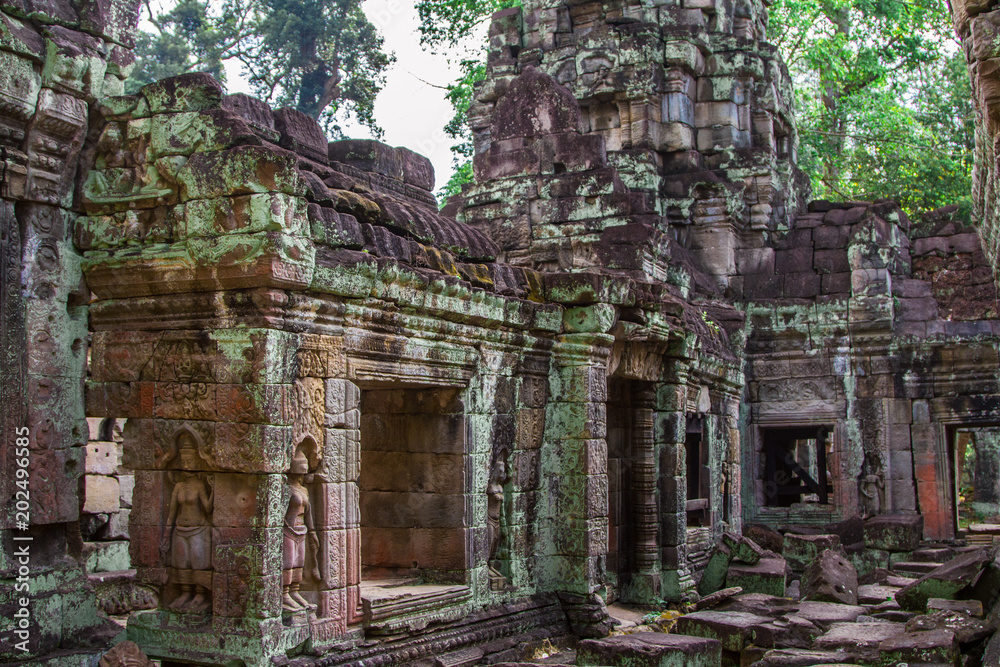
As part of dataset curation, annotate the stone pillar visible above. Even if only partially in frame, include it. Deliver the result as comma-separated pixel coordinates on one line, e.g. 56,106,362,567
88,326,354,665
656,359,694,601
0,1,133,657
910,401,950,540
539,333,612,636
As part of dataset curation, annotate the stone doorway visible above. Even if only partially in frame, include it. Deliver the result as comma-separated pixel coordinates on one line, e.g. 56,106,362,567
606,379,657,604
356,386,471,631
948,425,1000,534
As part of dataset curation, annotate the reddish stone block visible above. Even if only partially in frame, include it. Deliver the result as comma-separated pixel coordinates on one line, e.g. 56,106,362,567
313,482,350,530
216,384,288,424
27,447,82,524
129,524,166,569
129,470,168,527
213,572,282,619
316,587,348,622
211,526,282,575
346,528,361,586
316,529,348,589
212,473,286,528
154,382,216,420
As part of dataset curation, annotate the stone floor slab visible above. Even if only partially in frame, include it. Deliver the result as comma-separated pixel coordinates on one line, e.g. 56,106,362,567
577,632,722,667
788,601,865,630
813,621,906,652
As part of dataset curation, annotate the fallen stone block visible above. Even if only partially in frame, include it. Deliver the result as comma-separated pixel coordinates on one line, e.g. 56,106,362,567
752,648,856,666
783,534,840,572
100,641,155,667
715,593,798,618
926,598,983,617
877,629,959,665
789,601,866,630
693,586,742,611
895,548,991,612
911,547,955,563
813,621,906,653
845,542,888,579
891,561,941,576
723,532,766,564
726,557,787,597
857,584,898,606
750,615,822,649
697,543,733,596
744,524,784,554
870,610,915,623
906,609,992,644
984,630,1000,667
863,514,923,552
672,610,771,652
576,632,722,667
801,548,858,605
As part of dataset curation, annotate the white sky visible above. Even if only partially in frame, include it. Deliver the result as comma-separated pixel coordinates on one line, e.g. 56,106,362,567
218,0,481,194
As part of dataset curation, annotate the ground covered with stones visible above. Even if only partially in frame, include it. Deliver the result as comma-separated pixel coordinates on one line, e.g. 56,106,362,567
477,521,1000,667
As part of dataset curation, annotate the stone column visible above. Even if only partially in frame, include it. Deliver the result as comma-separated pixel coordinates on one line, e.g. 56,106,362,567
656,356,695,601
539,333,612,636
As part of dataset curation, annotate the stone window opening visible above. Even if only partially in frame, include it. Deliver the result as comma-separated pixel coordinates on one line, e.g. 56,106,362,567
760,425,833,507
356,386,471,629
685,415,711,527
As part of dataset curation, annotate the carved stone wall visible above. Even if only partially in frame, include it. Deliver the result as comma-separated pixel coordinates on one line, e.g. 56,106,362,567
456,0,809,291
0,0,139,661
739,199,1000,541
1,0,999,663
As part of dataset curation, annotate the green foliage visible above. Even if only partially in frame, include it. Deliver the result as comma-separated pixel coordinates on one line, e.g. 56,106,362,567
418,0,519,203
438,160,473,203
416,0,518,50
769,0,973,218
128,0,393,137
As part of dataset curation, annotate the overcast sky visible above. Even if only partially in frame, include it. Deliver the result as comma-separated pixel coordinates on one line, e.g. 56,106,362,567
219,0,479,195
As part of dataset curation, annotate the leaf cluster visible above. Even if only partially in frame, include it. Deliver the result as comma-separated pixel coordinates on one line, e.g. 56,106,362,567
128,0,393,137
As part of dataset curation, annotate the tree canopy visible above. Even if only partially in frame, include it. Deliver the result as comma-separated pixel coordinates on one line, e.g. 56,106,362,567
770,0,973,218
129,0,394,137
420,0,973,218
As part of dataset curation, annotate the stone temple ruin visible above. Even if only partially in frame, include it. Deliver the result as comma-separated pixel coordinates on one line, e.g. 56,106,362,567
4,0,1000,665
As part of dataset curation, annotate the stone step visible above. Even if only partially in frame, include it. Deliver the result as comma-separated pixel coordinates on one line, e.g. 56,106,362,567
890,561,942,576
967,523,1000,534
909,548,953,563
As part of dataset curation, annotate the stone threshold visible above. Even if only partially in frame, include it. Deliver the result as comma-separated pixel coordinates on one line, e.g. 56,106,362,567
360,580,472,633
